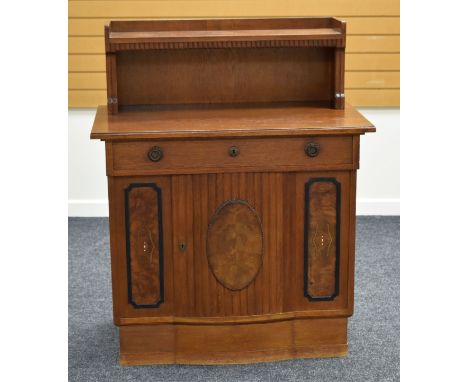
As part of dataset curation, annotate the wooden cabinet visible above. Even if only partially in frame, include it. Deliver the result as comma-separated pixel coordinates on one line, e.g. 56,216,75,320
91,18,375,365
108,168,352,316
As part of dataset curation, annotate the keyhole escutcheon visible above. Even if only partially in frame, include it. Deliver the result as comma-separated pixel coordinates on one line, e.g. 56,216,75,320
228,146,240,157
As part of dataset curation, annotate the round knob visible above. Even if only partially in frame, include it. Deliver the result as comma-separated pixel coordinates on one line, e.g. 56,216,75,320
305,142,320,158
228,146,240,157
148,146,163,162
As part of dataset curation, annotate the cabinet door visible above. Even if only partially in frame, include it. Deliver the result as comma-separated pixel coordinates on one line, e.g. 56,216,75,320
107,176,174,321
171,172,283,318
171,171,354,318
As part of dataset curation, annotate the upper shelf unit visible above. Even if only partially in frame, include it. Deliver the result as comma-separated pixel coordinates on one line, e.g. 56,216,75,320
106,18,345,50
105,18,347,113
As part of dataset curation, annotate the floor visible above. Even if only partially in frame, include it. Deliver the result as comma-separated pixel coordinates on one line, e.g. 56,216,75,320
69,216,399,382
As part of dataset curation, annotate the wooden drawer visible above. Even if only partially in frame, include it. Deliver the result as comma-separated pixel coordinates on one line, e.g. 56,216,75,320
108,136,355,176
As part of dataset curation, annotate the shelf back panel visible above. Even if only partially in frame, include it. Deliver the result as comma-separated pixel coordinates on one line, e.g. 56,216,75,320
116,47,334,108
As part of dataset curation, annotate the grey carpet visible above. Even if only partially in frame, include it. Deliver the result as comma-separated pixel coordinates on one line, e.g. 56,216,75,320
69,216,399,382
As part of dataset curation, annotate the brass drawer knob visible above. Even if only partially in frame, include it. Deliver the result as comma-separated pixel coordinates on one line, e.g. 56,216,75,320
228,146,240,157
305,142,320,158
148,146,163,162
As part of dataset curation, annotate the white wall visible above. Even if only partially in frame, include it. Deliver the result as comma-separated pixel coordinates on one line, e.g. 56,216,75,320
68,109,109,216
68,108,399,216
356,108,400,215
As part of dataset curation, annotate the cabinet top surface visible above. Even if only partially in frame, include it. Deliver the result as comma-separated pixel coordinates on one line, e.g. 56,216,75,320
90,103,375,141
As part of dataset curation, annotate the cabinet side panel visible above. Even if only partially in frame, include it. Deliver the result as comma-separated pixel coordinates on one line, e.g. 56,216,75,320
333,48,345,109
125,184,164,307
107,176,122,323
347,170,357,315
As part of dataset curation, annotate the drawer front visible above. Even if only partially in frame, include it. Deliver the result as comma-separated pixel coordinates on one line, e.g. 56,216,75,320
109,136,355,175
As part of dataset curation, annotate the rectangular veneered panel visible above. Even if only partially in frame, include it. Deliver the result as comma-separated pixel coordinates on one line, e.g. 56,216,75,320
125,184,164,307
111,137,354,176
282,171,351,314
116,48,333,106
107,176,174,321
305,179,340,300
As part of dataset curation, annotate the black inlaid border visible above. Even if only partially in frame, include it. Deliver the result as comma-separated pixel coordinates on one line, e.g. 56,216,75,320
304,177,341,301
124,183,164,308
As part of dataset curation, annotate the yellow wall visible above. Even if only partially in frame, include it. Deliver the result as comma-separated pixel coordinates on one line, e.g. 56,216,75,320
68,0,400,107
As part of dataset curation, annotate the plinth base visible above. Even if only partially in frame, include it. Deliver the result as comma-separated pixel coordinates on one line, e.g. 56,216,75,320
119,317,348,365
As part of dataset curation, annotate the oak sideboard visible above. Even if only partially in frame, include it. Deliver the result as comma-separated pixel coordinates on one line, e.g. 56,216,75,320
90,18,375,365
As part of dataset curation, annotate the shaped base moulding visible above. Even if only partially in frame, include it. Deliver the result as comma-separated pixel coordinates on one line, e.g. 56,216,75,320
119,317,348,365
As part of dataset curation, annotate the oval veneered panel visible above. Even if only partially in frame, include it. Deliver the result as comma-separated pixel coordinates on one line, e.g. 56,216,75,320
207,200,263,291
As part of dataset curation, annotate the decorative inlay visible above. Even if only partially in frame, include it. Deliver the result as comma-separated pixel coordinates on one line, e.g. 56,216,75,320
206,200,263,291
110,39,339,51
125,183,164,308
304,178,340,301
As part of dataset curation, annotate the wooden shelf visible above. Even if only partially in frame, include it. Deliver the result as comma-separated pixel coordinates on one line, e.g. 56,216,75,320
91,103,375,140
109,28,343,44
106,18,346,51
104,18,347,112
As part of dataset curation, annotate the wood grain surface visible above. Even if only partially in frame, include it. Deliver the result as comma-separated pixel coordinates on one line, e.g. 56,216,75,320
99,18,347,112
115,48,333,107
306,180,338,299
119,317,348,365
90,18,376,363
126,185,162,306
101,129,365,364
108,136,355,176
206,200,263,291
91,103,375,141
106,170,353,322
